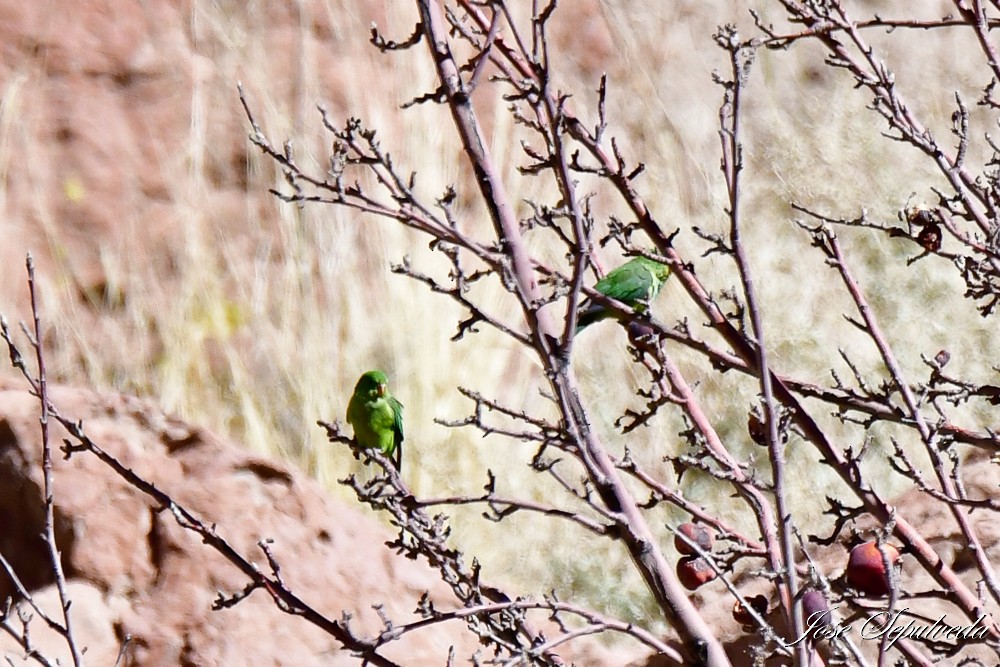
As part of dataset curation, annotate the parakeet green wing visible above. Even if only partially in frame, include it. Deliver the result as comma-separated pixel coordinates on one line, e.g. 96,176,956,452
594,261,658,302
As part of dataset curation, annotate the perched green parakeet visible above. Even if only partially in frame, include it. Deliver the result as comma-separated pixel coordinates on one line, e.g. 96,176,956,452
346,370,404,471
575,255,671,333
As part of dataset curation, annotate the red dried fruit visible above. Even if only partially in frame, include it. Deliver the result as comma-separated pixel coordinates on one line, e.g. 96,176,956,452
905,205,943,252
627,320,656,342
747,412,767,447
677,556,717,590
916,223,942,252
801,590,832,628
905,205,937,227
732,594,769,627
846,540,900,597
674,522,715,555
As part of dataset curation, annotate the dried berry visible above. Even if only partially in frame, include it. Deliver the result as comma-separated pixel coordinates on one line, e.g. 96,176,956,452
674,522,715,555
905,205,944,252
747,412,767,447
732,594,769,628
801,590,832,628
677,556,717,590
846,540,900,597
905,205,937,227
916,223,942,252
627,320,656,342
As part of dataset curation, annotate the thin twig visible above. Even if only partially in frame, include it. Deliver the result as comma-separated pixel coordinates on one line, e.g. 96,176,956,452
25,255,84,667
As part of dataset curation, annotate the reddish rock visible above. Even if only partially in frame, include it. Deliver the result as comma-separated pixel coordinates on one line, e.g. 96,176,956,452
0,385,631,665
0,386,489,664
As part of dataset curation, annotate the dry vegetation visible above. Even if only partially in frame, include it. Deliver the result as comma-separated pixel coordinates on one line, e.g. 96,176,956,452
3,0,1000,663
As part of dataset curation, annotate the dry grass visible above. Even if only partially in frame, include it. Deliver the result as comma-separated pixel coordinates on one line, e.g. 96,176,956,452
1,0,997,637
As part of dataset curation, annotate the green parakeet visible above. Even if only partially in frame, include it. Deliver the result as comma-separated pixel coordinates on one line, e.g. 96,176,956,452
575,255,671,333
346,370,404,471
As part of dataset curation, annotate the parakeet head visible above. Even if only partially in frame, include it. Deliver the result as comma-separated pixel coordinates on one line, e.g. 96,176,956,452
355,370,389,398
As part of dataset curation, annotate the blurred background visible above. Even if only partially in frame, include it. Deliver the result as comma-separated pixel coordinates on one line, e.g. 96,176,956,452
0,0,994,632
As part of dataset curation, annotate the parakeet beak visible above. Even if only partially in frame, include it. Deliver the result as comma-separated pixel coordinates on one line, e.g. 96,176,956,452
377,383,387,397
